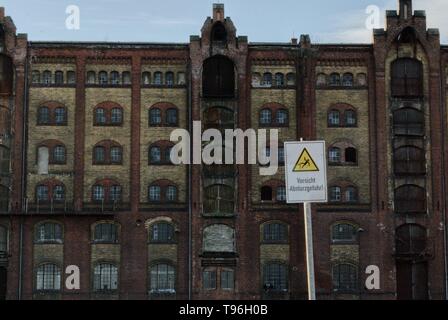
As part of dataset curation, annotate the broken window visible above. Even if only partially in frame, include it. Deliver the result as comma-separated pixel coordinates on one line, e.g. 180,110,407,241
203,224,235,253
261,186,273,201
345,147,357,164
204,184,234,214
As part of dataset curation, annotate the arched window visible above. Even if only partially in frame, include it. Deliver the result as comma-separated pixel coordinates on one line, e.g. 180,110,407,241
332,223,358,243
0,225,7,253
36,263,61,291
150,264,175,294
150,222,175,243
149,146,161,164
356,73,367,86
329,73,340,86
275,73,284,87
260,109,272,125
263,223,288,243
32,71,41,84
93,264,118,291
330,186,342,202
396,224,427,255
95,108,106,125
328,110,340,127
342,73,353,86
345,147,357,164
149,108,162,125
345,187,358,203
122,72,131,85
142,72,151,85
93,223,118,243
87,71,96,84
286,73,296,86
165,72,174,86
329,147,341,164
110,71,120,85
38,107,50,125
92,180,122,203
166,108,178,126
54,107,67,125
332,264,358,292
42,71,52,85
316,73,327,86
154,72,163,85
211,22,227,42
394,146,425,175
202,56,235,97
203,224,235,253
94,146,105,164
98,71,108,85
391,58,423,97
177,72,186,85
393,108,424,136
252,73,261,87
148,185,161,202
204,185,234,214
36,182,65,203
262,73,272,86
344,110,357,127
261,186,273,201
54,71,64,85
276,109,288,126
263,263,288,292
52,145,66,164
35,222,63,243
67,71,76,84
111,108,123,125
395,185,426,214
276,186,286,202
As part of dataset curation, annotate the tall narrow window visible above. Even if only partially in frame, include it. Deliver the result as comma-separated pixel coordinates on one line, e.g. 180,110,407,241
165,72,174,86
149,108,162,125
32,71,41,84
87,71,96,84
166,108,178,126
38,107,50,125
203,269,217,290
42,71,52,85
263,263,288,292
53,146,66,164
54,71,64,85
36,264,61,291
275,73,284,86
342,73,353,86
67,71,76,84
330,186,342,202
122,72,131,85
150,264,175,294
260,109,272,125
0,225,7,253
95,108,106,125
54,108,66,125
262,73,272,86
328,110,340,127
111,108,123,125
142,72,151,85
329,73,340,86
99,71,108,85
93,264,118,291
110,71,120,85
329,147,341,164
154,72,162,85
221,269,235,290
276,110,288,126
149,186,161,202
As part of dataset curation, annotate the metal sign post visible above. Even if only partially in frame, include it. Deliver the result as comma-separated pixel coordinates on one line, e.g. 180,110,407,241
284,141,327,301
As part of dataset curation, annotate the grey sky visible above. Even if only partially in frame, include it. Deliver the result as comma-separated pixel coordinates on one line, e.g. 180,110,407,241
1,0,447,43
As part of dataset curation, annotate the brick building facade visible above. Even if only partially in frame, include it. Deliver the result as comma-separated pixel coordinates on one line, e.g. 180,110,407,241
0,0,447,300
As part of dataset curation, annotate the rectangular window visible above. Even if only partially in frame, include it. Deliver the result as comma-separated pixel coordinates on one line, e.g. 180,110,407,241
221,270,234,290
203,270,217,290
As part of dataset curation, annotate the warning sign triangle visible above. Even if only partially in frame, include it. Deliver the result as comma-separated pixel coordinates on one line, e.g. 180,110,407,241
293,148,319,172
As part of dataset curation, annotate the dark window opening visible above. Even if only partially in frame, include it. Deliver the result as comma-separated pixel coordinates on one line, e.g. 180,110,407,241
332,264,358,293
202,56,235,98
332,223,358,243
345,147,357,164
396,224,427,255
0,54,13,94
261,186,273,201
211,22,227,43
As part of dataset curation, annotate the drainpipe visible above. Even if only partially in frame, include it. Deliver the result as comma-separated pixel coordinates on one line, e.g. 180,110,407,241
187,58,193,300
18,48,29,300
439,59,448,300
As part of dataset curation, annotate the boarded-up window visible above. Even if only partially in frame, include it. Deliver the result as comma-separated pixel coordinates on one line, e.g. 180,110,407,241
203,224,235,253
37,146,49,175
393,108,424,136
394,185,426,214
396,224,427,255
394,146,425,175
391,58,423,97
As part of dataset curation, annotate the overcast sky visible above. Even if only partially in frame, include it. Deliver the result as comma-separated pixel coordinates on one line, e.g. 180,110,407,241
1,0,447,43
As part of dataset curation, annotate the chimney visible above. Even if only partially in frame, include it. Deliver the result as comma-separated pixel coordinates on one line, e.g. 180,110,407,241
0,7,5,19
213,3,225,21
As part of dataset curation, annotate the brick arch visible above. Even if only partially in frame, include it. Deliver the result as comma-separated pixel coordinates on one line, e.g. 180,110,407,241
148,102,178,112
327,103,356,113
93,178,121,187
94,140,122,148
261,102,287,112
94,101,123,111
149,179,177,188
38,101,65,109
386,25,431,59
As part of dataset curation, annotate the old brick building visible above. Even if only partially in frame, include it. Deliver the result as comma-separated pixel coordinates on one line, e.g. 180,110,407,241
0,0,447,300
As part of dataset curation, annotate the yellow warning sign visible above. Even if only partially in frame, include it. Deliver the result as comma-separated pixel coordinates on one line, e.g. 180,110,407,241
293,148,319,172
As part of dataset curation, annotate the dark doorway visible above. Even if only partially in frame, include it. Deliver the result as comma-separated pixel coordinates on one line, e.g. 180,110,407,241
396,261,428,300
202,56,235,98
0,266,6,300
